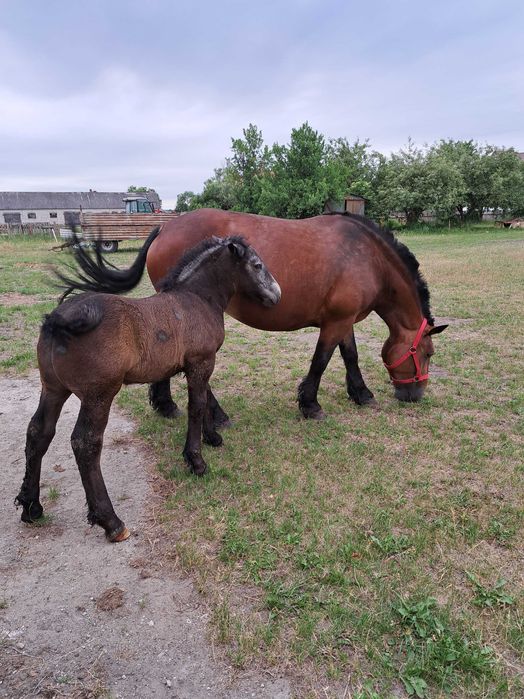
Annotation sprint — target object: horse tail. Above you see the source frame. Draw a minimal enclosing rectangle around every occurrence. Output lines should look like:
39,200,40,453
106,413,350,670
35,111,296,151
56,226,161,302
42,297,104,347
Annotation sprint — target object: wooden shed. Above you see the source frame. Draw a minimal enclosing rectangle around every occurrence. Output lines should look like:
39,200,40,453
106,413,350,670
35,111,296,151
343,195,366,216
324,194,366,216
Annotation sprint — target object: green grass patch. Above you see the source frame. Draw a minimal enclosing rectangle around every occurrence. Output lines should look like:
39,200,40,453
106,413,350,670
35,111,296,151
1,228,523,697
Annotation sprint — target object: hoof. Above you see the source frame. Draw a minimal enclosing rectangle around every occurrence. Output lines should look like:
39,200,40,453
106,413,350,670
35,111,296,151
204,431,223,447
190,462,207,477
17,499,44,523
214,415,232,429
157,404,182,419
300,405,326,420
359,396,378,408
107,526,131,543
183,450,208,477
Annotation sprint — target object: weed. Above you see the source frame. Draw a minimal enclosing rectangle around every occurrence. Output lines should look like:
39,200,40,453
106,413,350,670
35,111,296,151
465,572,515,608
47,486,60,502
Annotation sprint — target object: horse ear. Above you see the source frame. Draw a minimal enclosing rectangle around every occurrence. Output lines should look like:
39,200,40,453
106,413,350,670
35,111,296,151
228,241,245,258
428,324,448,336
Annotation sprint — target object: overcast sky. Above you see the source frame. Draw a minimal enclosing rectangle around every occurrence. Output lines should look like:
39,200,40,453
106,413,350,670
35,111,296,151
1,0,523,208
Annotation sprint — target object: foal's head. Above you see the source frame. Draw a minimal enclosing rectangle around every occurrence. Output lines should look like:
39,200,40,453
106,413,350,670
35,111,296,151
159,235,281,308
223,237,281,307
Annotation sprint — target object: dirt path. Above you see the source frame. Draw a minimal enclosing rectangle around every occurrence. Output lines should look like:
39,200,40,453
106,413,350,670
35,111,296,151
0,374,290,699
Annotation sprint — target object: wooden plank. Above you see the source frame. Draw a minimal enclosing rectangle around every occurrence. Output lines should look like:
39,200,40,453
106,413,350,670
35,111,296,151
80,212,178,240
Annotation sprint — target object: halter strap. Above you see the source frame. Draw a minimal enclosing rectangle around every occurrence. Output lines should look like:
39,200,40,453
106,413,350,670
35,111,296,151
384,318,429,384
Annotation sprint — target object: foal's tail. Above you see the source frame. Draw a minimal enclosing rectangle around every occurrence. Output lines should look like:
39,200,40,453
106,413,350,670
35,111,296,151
56,226,161,302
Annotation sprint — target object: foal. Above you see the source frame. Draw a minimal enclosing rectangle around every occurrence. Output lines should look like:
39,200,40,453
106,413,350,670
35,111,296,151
16,230,281,542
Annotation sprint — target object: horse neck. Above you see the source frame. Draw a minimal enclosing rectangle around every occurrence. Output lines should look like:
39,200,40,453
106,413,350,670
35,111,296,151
375,265,425,340
179,260,235,311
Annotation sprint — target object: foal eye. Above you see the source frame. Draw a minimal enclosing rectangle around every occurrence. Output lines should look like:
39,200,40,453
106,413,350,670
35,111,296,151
253,262,263,270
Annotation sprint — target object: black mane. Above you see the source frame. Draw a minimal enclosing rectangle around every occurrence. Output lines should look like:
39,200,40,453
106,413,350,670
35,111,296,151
158,235,248,292
327,212,434,324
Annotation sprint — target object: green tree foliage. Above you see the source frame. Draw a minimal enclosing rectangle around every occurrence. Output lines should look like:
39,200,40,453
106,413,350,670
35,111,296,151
127,185,152,193
258,123,338,218
174,127,524,224
229,124,270,213
326,138,384,211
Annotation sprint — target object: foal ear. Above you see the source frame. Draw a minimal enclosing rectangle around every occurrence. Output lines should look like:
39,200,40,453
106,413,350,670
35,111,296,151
228,241,245,258
428,324,448,336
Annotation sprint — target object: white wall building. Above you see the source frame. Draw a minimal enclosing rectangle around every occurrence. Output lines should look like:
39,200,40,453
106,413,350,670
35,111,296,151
0,191,161,227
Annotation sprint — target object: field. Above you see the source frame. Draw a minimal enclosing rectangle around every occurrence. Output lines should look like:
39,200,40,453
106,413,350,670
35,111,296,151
0,226,523,698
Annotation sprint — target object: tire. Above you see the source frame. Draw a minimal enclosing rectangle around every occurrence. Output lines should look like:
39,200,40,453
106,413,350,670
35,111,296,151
97,240,119,253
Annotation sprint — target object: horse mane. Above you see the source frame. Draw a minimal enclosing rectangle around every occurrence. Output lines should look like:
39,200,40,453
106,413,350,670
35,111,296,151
327,212,434,324
158,235,249,292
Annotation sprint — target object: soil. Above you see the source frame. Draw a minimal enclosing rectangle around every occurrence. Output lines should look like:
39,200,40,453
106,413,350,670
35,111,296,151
0,374,290,699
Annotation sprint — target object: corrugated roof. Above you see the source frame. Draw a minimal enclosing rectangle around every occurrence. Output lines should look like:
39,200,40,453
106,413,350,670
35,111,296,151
0,191,161,210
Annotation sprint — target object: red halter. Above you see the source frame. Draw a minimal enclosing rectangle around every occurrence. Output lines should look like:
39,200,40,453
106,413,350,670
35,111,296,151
384,318,429,385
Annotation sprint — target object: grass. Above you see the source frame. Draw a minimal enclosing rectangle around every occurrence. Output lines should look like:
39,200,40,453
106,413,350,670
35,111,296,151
1,225,523,698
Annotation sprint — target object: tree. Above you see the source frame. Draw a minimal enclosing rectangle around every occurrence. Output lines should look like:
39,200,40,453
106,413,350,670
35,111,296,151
375,140,435,225
258,123,335,218
175,191,197,212
228,124,270,213
326,138,385,208
127,185,152,193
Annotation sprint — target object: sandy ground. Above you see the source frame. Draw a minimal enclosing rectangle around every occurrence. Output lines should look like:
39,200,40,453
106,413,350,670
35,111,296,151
0,374,290,699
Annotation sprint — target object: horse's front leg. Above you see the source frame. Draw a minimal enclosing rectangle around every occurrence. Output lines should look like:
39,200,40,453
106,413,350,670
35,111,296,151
148,378,182,418
16,385,70,523
339,331,376,406
298,334,338,420
71,391,129,542
183,360,215,476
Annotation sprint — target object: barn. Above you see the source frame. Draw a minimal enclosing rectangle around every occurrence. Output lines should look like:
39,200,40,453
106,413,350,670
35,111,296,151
0,190,161,229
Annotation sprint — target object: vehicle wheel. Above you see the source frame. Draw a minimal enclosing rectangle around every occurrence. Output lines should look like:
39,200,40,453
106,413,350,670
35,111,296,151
97,240,119,253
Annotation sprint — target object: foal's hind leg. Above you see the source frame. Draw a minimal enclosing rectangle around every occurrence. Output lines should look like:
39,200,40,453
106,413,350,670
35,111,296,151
183,360,215,476
71,392,129,542
148,378,181,418
339,331,376,406
16,385,71,523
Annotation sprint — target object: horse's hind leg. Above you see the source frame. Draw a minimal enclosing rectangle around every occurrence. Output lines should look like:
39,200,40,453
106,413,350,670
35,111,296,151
206,387,231,429
203,386,224,447
71,392,129,542
339,331,376,406
148,378,182,418
298,333,337,420
16,385,71,523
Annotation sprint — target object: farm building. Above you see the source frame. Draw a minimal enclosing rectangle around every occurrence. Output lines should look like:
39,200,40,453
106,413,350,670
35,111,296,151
324,194,366,216
0,190,161,228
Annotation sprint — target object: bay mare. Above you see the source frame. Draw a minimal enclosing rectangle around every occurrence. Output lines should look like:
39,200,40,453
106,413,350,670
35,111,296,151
146,209,447,421
15,231,280,542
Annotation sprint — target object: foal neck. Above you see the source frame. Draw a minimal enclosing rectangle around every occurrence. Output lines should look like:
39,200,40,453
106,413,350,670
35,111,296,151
178,258,236,311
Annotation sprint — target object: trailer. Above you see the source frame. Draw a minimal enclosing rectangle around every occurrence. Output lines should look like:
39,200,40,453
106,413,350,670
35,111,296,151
79,196,178,252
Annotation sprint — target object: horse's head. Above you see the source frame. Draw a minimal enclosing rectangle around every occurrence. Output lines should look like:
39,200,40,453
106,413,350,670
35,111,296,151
223,237,281,307
382,320,447,402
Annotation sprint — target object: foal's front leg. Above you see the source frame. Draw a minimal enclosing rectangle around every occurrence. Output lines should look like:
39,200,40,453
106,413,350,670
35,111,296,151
71,392,129,542
183,360,215,476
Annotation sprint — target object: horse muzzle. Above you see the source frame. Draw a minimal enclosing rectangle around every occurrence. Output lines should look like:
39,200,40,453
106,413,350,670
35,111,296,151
262,281,281,307
394,382,426,402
